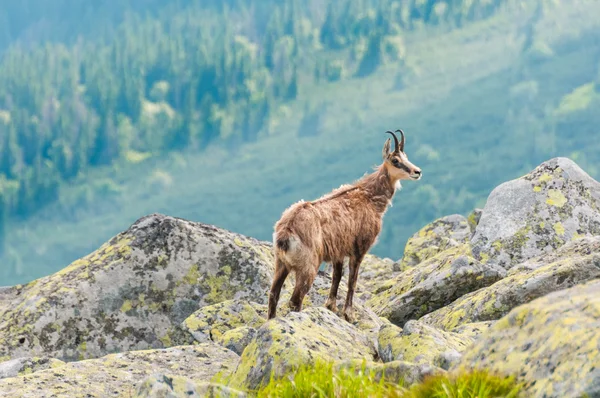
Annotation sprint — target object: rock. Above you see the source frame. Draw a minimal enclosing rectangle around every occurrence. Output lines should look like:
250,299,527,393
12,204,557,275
182,299,267,344
356,255,398,301
134,374,246,398
182,292,382,356
228,307,377,390
335,359,444,387
397,215,471,270
377,321,473,370
450,321,495,340
420,237,600,331
0,357,65,379
0,214,275,361
368,245,505,327
0,343,239,398
456,279,600,398
467,208,483,234
471,157,600,269
217,326,258,356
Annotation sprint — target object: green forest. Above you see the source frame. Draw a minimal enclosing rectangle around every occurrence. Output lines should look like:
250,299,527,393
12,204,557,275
1,0,600,285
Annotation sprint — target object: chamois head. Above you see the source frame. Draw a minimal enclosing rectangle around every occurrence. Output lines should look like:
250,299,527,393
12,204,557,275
382,129,422,181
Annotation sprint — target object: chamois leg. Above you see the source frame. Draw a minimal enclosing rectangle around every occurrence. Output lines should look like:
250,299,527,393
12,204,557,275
324,261,344,312
343,253,365,323
289,266,317,313
268,257,289,320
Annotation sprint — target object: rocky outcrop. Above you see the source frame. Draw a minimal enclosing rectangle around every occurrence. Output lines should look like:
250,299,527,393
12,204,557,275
377,321,473,370
228,307,377,390
397,215,471,270
0,214,275,361
456,279,600,398
471,157,600,269
0,343,239,398
1,157,599,398
368,245,505,326
420,237,600,330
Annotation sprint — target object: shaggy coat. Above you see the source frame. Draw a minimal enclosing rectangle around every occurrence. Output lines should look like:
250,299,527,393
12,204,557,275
268,130,422,322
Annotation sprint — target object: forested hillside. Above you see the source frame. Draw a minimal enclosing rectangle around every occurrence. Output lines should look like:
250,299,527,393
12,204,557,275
2,0,600,285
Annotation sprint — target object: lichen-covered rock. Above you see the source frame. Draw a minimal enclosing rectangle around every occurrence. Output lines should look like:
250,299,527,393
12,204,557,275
182,299,267,344
456,279,600,398
0,214,275,361
356,255,398,301
450,321,495,340
0,343,239,398
335,359,444,387
471,157,600,269
228,307,377,390
467,208,483,234
0,356,65,379
398,214,471,270
368,245,505,327
134,374,246,398
217,326,258,356
420,239,600,331
377,321,473,370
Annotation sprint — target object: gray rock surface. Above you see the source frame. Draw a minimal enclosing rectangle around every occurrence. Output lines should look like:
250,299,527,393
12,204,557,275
471,157,600,269
0,214,275,361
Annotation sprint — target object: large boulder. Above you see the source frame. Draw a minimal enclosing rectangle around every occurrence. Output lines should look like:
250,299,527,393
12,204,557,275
397,215,471,270
456,279,600,398
377,321,473,370
368,245,505,326
228,307,377,391
471,157,600,269
0,343,239,398
0,214,275,361
420,237,600,331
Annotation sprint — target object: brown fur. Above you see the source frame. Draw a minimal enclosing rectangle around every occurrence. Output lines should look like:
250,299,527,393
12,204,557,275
267,131,422,322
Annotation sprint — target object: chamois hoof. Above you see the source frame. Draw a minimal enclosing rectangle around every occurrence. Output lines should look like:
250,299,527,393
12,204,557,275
343,308,356,323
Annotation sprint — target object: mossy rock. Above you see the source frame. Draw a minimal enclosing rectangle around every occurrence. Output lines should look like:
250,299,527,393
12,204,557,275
134,373,246,398
467,208,483,234
216,326,258,356
0,214,275,361
368,245,505,327
450,321,495,341
397,214,471,270
377,321,473,370
356,254,399,302
334,359,444,387
471,157,600,269
182,299,267,344
456,279,600,398
0,356,65,379
228,307,377,391
420,237,600,331
0,343,239,398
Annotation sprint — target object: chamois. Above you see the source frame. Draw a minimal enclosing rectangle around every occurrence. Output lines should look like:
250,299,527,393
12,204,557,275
268,129,422,322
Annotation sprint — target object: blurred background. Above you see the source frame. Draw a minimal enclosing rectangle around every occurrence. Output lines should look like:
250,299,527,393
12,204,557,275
0,0,599,286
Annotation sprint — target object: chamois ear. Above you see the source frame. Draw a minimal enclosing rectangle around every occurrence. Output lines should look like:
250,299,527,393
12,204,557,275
382,138,392,160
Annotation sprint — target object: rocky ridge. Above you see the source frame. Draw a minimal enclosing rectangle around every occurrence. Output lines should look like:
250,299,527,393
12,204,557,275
0,157,599,397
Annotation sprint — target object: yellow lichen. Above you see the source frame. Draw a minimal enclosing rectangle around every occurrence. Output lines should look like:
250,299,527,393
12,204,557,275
120,300,133,313
553,222,565,236
546,189,567,207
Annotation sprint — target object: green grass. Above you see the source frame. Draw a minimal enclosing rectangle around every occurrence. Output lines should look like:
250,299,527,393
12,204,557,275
226,360,523,398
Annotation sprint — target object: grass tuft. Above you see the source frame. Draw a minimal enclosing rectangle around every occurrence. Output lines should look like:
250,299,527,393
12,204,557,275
229,359,524,398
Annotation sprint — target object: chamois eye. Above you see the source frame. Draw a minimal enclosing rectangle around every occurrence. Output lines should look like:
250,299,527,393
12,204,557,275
392,159,399,165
